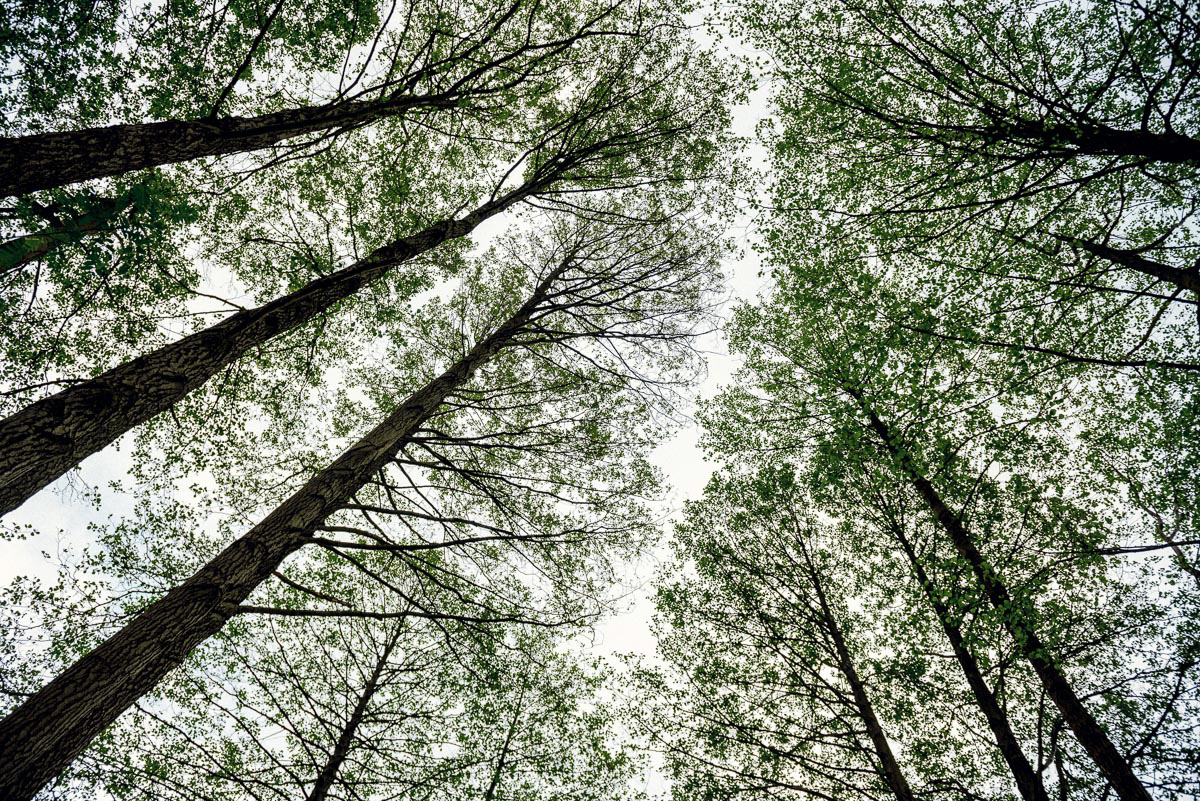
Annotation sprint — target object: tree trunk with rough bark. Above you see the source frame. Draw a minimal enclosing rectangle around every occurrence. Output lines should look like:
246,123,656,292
855,399,1153,801
0,181,543,518
889,520,1050,801
0,262,565,800
0,95,456,196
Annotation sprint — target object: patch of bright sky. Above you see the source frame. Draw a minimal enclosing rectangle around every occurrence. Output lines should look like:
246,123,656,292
589,34,774,663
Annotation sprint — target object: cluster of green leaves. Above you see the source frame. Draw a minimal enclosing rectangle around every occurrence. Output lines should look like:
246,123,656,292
637,1,1199,799
0,0,744,798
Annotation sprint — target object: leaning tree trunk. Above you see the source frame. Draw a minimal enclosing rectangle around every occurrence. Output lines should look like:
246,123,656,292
796,535,917,801
0,179,546,518
855,399,1153,801
0,95,457,197
1060,234,1200,295
0,261,566,801
305,627,401,801
888,520,1050,801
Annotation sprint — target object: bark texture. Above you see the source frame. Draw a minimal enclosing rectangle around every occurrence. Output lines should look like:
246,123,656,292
890,522,1050,801
0,95,454,196
0,262,563,800
857,401,1153,801
0,183,540,518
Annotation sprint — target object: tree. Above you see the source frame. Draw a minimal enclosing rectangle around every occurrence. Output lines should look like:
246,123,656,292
853,396,1151,801
0,187,145,271
1,0,618,423
0,18,734,517
695,224,1199,798
735,0,1200,373
2,0,378,132
639,468,932,801
0,1,643,196
0,207,724,799
0,172,205,415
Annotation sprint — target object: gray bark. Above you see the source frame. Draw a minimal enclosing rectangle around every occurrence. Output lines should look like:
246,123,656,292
0,180,545,518
0,260,567,800
0,95,456,197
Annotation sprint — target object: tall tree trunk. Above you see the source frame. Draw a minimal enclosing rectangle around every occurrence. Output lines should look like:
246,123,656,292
854,398,1153,801
0,180,545,518
888,519,1050,801
305,626,401,801
1057,234,1200,295
0,261,566,800
0,95,457,197
997,121,1200,165
795,532,917,801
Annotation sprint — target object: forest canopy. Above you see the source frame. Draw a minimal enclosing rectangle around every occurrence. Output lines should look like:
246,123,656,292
0,0,1196,800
